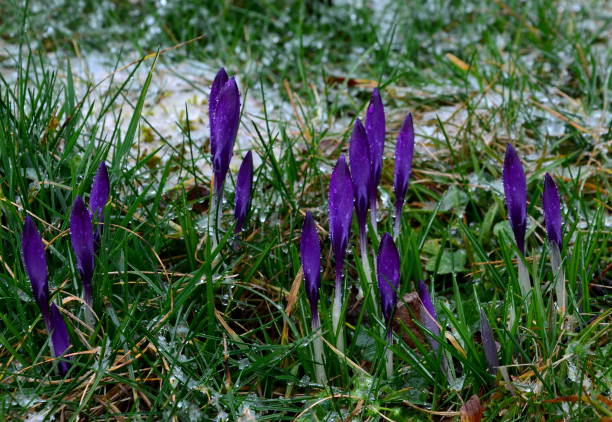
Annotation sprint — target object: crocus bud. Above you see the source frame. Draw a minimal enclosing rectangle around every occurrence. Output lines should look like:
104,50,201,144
377,233,400,327
234,151,254,233
479,309,499,375
300,212,321,316
211,75,241,197
542,173,562,249
365,88,385,202
502,144,527,255
22,216,71,375
89,162,109,220
418,280,440,352
348,118,371,235
70,196,95,306
393,113,415,238
328,154,354,279
209,67,229,158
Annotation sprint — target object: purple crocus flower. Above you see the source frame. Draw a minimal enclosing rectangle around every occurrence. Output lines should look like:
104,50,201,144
542,173,562,250
70,196,95,307
234,151,254,233
300,212,321,318
89,162,109,220
377,233,400,330
210,71,240,197
502,144,527,255
365,88,385,231
479,309,499,375
393,113,415,239
348,118,371,238
21,216,71,375
418,280,441,353
328,154,354,281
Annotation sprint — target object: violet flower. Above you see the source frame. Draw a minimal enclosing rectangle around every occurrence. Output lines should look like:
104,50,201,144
479,309,499,375
393,113,415,239
377,233,400,330
234,151,254,233
328,154,353,351
22,216,71,375
349,118,371,239
418,280,449,376
543,173,565,312
300,212,327,384
89,162,109,220
503,143,531,300
365,88,385,235
70,196,95,307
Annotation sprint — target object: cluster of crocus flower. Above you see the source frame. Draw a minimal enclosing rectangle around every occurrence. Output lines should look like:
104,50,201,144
503,144,566,312
301,88,415,379
208,68,255,240
21,162,109,375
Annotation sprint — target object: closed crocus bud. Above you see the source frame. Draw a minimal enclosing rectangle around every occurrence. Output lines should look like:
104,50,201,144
479,309,499,375
418,280,441,352
209,67,229,159
234,151,254,233
377,233,400,328
22,216,71,375
393,113,415,239
89,162,109,220
211,76,240,197
300,212,321,317
328,154,354,280
366,88,385,226
542,173,562,249
70,196,95,307
502,144,527,255
348,118,371,236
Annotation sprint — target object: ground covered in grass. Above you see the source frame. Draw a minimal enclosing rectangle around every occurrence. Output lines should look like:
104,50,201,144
1,0,610,420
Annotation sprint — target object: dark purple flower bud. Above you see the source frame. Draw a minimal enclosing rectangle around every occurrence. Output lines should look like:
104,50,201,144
328,155,354,278
349,118,371,233
393,113,415,236
89,162,109,220
418,280,441,352
22,216,50,320
234,151,254,233
300,212,321,315
209,67,229,158
377,233,400,326
503,143,527,254
542,173,562,249
49,304,71,375
70,196,95,306
211,76,241,196
479,309,499,375
366,88,385,196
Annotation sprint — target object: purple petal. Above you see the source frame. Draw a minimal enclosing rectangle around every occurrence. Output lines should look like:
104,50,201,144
49,304,71,375
89,162,109,219
348,118,371,232
377,233,400,325
328,155,354,278
300,212,321,313
393,113,415,217
209,67,229,158
70,196,94,305
418,280,440,351
212,77,241,195
234,151,254,233
22,216,50,319
365,88,385,194
479,309,499,375
503,144,527,254
543,173,562,249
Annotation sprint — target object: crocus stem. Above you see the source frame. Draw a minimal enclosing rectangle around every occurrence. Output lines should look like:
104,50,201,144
311,311,327,385
516,253,531,304
550,242,566,314
385,330,393,378
359,230,378,315
370,198,378,239
210,186,224,252
393,199,403,241
332,272,344,353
